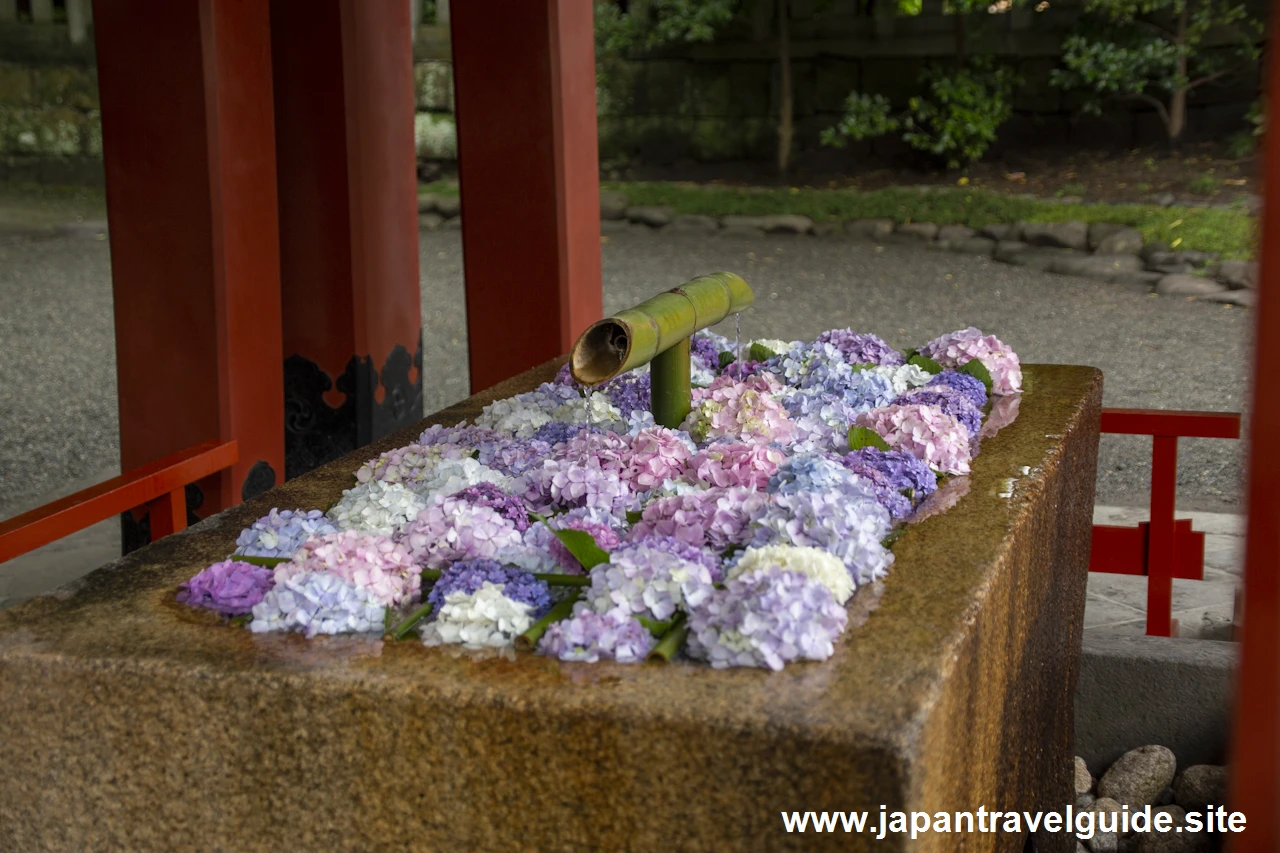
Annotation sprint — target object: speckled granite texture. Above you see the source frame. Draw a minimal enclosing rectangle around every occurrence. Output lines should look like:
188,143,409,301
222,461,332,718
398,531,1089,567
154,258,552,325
0,361,1102,853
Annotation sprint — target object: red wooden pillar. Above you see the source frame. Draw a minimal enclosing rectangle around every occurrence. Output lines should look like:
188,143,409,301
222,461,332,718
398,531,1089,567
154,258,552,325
1228,0,1280,840
451,0,604,392
93,0,284,551
270,0,423,480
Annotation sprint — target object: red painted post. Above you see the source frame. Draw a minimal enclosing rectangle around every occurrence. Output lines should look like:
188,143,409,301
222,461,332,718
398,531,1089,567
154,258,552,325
269,0,423,479
92,0,284,550
147,489,187,540
1145,435,1178,637
451,0,604,392
1227,0,1280,840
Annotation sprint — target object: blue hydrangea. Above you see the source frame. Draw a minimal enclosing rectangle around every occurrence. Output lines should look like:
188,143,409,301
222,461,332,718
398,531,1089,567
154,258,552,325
893,387,983,436
926,370,988,409
841,447,938,501
426,559,552,616
233,508,338,559
749,489,894,586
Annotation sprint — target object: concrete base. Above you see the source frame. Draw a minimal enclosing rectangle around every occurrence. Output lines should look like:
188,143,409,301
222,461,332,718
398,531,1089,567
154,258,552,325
1075,634,1237,776
0,362,1102,852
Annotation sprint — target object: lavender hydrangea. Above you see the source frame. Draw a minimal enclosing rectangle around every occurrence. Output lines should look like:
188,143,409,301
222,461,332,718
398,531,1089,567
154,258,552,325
449,482,531,531
326,480,428,536
249,571,386,638
629,486,768,552
814,329,905,367
542,511,623,574
749,489,894,586
476,436,554,478
584,538,717,621
538,608,655,663
233,508,338,559
686,566,848,670
426,559,552,615
893,386,983,436
397,494,525,569
530,421,596,447
926,370,988,409
841,447,938,501
178,560,274,616
597,371,651,417
690,331,727,373
277,531,420,607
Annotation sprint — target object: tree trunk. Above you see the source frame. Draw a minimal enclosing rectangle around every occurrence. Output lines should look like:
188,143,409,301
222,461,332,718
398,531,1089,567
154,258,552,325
777,0,793,175
1168,3,1188,145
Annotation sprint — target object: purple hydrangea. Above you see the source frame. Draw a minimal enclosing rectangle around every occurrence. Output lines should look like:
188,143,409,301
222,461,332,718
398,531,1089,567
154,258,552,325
597,371,651,417
926,370,988,409
544,512,623,574
835,463,913,520
426,559,552,616
814,329,905,367
768,453,890,506
584,538,718,621
686,566,848,670
748,489,894,586
893,387,983,436
233,508,338,559
691,331,729,372
721,360,765,379
629,486,768,552
178,559,274,616
477,436,554,478
397,494,525,569
417,423,504,453
538,608,655,662
840,447,938,500
450,482,531,531
530,421,597,447
625,534,724,582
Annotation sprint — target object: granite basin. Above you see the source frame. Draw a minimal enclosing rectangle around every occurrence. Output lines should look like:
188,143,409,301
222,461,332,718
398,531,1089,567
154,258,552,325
0,361,1102,852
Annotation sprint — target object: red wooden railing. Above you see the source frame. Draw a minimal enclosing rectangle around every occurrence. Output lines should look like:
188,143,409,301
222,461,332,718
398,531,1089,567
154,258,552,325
1089,408,1242,637
0,440,239,564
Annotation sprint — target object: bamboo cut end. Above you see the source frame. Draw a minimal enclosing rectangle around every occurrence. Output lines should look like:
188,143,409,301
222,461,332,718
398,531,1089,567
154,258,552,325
571,317,633,385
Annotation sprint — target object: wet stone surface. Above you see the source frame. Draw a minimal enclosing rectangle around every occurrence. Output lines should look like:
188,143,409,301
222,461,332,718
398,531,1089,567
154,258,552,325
0,362,1102,852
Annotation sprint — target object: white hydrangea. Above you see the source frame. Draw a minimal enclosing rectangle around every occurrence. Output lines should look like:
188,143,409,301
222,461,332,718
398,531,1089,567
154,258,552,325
728,544,854,605
326,481,427,536
419,583,537,648
411,457,512,503
691,361,717,388
872,364,933,395
550,390,624,429
750,338,793,357
475,397,553,438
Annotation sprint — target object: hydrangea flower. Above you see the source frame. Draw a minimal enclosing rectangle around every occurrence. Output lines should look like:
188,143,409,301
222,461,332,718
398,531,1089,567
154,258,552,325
412,457,513,504
584,537,718,621
768,453,889,507
476,436,555,478
728,544,854,604
893,386,983,436
682,374,794,444
855,404,973,476
538,608,655,663
529,421,596,448
233,508,338,559
249,571,386,638
721,360,765,380
870,363,934,396
326,480,428,536
523,456,634,515
926,370,988,409
814,329,905,367
550,391,626,432
748,489,894,586
475,384,579,437
416,422,504,452
277,531,420,607
920,327,1022,395
829,460,913,520
356,443,462,487
397,494,525,569
686,567,848,670
178,559,274,616
596,371,651,417
448,482,531,531
841,446,938,501
420,560,552,648
690,441,785,489
629,486,768,552
541,510,623,574
425,560,552,613
624,426,695,490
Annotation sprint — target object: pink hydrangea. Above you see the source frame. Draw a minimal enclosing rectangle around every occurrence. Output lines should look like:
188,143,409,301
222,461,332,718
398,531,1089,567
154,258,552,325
629,486,768,551
690,442,786,489
855,404,973,475
396,494,525,569
624,426,694,490
920,327,1022,395
276,531,420,607
682,374,795,444
562,430,633,477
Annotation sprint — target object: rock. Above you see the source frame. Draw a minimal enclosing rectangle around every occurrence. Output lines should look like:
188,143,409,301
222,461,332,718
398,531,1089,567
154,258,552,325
1153,192,1176,207
720,214,771,230
1174,765,1228,812
434,195,461,218
1022,221,1089,250
599,190,630,221
949,237,997,256
1098,229,1145,255
55,220,108,239
895,222,939,241
1117,838,1140,853
418,212,444,231
1049,253,1145,279
1098,746,1177,809
1156,275,1228,297
994,240,1029,262
1193,613,1236,639
846,218,894,238
1247,194,1263,216
981,223,1015,241
1156,787,1175,806
1150,263,1194,276
1110,271,1163,287
761,214,814,234
938,224,976,242
1088,222,1127,250
600,218,633,233
628,205,674,227
667,214,719,233
811,221,843,237
1090,831,1119,853
1076,756,1094,795
442,216,463,229
1079,843,1092,853
1176,250,1219,267
1005,247,1078,271
1135,807,1207,853
1077,792,1097,810
1207,259,1257,289
1142,241,1173,262
717,224,764,238
417,193,443,214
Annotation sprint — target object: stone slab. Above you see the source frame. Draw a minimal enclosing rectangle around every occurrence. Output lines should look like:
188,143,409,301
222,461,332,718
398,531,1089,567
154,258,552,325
0,362,1103,853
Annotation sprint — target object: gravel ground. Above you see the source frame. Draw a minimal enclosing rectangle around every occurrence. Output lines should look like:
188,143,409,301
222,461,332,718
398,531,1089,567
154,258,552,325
0,225,1250,519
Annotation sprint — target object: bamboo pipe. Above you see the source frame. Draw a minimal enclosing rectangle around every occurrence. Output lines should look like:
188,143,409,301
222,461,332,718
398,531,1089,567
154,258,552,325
569,272,754,427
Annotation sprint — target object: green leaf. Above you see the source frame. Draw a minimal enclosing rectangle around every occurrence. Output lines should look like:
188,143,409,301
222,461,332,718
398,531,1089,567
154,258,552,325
749,341,780,362
847,362,875,373
881,528,906,548
717,351,736,369
907,354,944,374
228,614,253,628
625,510,643,525
848,425,891,452
235,555,291,568
959,359,994,390
638,615,675,637
548,528,611,570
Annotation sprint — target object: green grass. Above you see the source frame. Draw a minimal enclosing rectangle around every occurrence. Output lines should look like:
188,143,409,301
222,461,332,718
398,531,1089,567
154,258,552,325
421,180,1258,259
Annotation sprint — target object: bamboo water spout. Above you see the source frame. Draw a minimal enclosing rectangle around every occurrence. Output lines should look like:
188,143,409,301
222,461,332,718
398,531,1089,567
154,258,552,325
569,272,754,428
